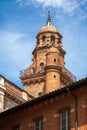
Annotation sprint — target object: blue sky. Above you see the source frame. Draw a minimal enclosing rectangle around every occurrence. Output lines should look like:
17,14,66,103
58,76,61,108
0,0,87,89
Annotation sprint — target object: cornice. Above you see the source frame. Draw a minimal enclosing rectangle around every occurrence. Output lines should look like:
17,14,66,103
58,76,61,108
5,88,25,104
20,72,46,85
36,31,62,39
45,65,61,72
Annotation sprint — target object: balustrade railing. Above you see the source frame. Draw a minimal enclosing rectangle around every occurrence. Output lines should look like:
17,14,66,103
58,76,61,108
63,67,76,81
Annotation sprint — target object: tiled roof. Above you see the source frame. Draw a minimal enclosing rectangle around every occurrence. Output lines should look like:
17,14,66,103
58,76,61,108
0,77,87,118
0,74,34,99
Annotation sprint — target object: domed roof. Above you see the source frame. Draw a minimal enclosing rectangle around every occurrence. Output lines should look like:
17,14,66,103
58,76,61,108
37,11,62,38
40,11,59,33
40,25,58,33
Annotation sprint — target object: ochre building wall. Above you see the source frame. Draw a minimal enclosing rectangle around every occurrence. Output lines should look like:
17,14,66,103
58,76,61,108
0,87,87,130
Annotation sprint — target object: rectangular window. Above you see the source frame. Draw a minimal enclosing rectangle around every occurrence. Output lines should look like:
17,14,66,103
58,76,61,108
34,118,43,130
60,109,70,130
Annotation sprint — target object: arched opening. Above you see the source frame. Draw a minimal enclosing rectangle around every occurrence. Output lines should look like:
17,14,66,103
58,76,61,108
51,36,55,44
30,68,35,74
40,63,44,71
42,36,46,44
38,92,42,97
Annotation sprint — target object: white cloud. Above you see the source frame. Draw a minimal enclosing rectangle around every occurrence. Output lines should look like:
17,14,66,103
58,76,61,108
16,0,87,13
0,30,34,83
0,31,32,63
16,0,87,20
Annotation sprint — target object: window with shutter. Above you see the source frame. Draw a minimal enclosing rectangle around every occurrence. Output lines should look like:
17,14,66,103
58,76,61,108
60,109,70,130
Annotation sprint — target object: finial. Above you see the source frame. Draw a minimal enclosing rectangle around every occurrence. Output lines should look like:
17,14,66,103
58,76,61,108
47,11,52,26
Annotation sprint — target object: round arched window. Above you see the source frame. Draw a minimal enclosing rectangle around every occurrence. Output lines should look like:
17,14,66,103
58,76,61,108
38,92,42,97
40,63,44,71
30,68,35,74
51,36,55,44
42,36,46,44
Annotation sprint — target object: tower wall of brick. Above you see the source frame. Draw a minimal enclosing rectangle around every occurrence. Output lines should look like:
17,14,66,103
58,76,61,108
20,14,75,97
24,82,45,97
45,49,60,93
45,70,60,93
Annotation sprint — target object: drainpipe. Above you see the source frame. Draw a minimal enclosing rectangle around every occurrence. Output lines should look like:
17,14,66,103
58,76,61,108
67,88,78,130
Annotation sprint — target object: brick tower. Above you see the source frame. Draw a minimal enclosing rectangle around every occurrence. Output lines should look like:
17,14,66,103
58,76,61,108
20,11,76,98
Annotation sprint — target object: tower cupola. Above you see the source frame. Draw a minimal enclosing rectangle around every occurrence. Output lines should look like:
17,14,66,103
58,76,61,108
20,12,76,97
36,12,63,50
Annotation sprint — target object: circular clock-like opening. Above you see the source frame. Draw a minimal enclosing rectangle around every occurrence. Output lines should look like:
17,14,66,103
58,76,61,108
54,58,57,63
53,75,56,79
